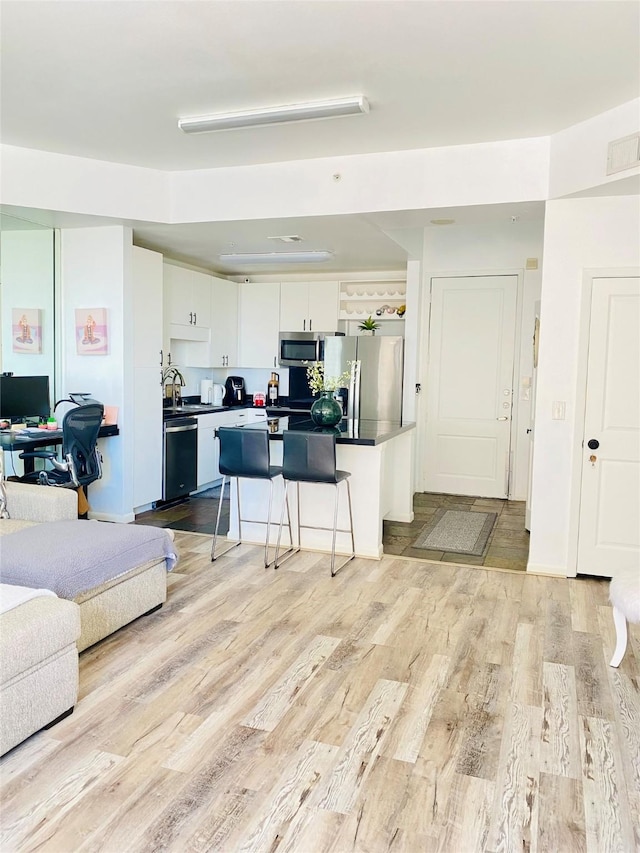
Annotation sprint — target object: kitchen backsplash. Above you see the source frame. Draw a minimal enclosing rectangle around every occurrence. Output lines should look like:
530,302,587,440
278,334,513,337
180,366,290,400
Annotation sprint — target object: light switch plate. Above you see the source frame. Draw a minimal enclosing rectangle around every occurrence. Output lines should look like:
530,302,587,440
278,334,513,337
552,400,566,420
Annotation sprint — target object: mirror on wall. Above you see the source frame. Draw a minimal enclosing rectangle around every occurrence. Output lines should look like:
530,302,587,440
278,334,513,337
0,212,56,408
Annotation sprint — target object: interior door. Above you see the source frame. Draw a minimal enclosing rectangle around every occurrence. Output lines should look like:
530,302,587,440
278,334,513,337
577,276,640,577
423,275,517,498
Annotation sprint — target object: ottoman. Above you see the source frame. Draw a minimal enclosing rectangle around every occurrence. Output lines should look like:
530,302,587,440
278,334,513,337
1,585,80,756
0,519,178,652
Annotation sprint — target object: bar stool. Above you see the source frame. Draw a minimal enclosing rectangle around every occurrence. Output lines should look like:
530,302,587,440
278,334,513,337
211,427,294,568
275,431,355,577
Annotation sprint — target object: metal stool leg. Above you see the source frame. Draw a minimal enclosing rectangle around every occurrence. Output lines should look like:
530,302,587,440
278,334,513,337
264,478,274,568
330,479,356,577
211,475,241,562
274,480,299,569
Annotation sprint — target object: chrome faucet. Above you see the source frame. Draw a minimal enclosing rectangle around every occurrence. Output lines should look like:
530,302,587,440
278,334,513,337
162,367,186,408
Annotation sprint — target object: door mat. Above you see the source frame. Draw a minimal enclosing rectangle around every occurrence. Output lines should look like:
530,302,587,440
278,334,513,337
413,509,497,555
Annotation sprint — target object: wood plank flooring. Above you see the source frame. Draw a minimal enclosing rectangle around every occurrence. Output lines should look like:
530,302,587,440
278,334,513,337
1,533,638,853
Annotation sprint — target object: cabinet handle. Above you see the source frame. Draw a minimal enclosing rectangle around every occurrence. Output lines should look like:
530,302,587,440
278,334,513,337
194,312,197,325
303,319,306,331
189,311,193,325
160,349,163,366
309,318,312,331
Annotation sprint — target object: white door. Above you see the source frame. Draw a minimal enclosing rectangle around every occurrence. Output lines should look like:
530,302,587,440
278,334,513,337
423,275,518,498
577,276,640,577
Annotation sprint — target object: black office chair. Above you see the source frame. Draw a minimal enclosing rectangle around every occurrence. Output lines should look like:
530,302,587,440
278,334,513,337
212,426,295,568
18,403,104,492
274,431,355,577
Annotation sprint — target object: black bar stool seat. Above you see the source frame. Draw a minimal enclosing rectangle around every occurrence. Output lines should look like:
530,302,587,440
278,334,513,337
275,431,355,576
212,427,293,567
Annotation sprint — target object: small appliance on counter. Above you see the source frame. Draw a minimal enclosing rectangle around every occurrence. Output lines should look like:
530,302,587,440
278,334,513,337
200,379,214,405
223,376,246,406
212,383,224,406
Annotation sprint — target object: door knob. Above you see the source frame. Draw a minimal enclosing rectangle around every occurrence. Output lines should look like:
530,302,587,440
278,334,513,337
587,438,600,450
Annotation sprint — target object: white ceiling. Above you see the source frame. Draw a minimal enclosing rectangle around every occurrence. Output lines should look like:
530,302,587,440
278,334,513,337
1,0,638,274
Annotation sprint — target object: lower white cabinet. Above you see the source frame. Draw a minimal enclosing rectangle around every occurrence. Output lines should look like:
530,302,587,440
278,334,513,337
196,409,267,489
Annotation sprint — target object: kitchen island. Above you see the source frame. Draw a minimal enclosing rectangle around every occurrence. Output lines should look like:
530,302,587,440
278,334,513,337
225,415,415,560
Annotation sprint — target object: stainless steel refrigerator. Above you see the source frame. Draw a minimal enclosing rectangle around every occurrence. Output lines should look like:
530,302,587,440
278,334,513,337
324,335,404,421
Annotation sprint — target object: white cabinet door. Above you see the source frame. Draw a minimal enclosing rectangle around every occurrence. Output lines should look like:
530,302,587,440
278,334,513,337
308,281,339,330
197,424,219,487
133,368,163,507
133,247,163,369
132,247,163,509
238,282,280,369
210,276,238,367
164,264,211,331
279,283,310,330
279,281,339,331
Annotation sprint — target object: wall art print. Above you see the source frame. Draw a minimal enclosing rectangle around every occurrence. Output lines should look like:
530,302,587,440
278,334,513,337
75,307,109,356
12,308,43,354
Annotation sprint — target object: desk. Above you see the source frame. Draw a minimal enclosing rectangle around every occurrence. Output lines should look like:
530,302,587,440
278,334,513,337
0,425,119,476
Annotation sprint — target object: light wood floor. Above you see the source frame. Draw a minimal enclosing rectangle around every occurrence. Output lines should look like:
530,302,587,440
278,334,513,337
1,533,638,853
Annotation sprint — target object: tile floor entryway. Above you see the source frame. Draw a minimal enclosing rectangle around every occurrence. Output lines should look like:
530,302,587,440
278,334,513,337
135,487,529,572
383,492,529,571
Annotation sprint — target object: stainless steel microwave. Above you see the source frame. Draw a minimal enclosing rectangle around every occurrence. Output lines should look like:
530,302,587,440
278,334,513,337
278,331,344,367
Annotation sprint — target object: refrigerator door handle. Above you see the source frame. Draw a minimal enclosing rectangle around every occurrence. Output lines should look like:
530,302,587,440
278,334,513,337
349,360,361,421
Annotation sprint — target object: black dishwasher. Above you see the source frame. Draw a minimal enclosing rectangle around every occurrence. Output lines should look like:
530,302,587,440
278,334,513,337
163,417,198,501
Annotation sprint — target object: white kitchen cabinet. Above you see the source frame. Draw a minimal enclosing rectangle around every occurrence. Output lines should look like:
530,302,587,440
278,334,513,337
238,282,280,369
132,247,163,509
164,263,211,341
279,281,339,331
210,275,238,367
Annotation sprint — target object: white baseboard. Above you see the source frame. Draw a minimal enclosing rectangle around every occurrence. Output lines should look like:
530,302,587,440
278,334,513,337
526,561,569,577
89,511,135,524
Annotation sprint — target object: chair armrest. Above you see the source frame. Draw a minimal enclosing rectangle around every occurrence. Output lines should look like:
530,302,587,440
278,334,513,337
18,450,56,460
3,481,77,522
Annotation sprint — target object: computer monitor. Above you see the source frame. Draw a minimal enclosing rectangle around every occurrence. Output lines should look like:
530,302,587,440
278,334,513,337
0,375,51,421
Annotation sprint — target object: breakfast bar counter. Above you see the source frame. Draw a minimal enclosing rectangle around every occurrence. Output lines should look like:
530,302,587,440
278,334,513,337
225,416,416,560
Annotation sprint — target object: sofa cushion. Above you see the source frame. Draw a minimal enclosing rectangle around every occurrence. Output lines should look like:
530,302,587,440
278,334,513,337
0,520,178,599
0,591,80,683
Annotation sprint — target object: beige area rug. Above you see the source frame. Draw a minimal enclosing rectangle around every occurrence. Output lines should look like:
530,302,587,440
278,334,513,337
413,508,497,556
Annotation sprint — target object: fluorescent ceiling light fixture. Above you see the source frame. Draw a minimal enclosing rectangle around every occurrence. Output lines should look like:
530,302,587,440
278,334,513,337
178,96,369,133
219,251,333,264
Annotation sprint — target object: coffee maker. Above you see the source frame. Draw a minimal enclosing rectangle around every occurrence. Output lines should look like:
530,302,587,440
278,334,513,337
223,376,246,407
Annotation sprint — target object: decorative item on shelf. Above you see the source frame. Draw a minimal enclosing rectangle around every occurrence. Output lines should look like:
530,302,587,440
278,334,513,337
358,316,381,335
396,304,406,317
306,361,351,427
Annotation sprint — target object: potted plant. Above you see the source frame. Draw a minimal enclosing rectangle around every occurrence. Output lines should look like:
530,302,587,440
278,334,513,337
306,361,352,427
358,316,380,335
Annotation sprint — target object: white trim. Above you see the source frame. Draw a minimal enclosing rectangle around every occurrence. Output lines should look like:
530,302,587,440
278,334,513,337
89,511,135,524
568,266,640,577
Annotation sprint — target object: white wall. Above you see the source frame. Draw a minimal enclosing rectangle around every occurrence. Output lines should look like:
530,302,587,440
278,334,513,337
1,136,549,225
549,98,640,199
528,195,640,575
59,225,134,522
0,228,55,383
416,219,544,500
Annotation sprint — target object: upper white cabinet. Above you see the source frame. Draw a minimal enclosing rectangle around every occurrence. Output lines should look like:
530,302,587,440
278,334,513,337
238,282,280,368
279,281,339,331
210,276,238,368
164,263,211,341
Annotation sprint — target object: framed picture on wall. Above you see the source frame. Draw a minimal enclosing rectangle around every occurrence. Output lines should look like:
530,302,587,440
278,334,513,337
12,308,43,354
75,307,109,356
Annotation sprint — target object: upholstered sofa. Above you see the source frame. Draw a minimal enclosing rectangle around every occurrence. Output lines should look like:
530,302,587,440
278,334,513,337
0,481,176,652
0,480,177,755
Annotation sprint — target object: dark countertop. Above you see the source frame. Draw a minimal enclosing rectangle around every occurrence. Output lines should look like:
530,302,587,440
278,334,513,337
162,403,262,421
0,423,119,452
232,414,415,446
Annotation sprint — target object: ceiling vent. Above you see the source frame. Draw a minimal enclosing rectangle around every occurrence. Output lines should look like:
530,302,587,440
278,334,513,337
607,132,640,175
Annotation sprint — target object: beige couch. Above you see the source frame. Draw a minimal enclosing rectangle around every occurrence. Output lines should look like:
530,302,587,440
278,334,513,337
0,482,170,651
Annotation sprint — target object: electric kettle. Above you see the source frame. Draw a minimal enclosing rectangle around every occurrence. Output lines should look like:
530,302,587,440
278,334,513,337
200,379,214,405
212,384,224,406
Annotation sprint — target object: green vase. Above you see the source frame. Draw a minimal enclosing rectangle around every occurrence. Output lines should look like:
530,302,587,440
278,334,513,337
310,390,343,427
